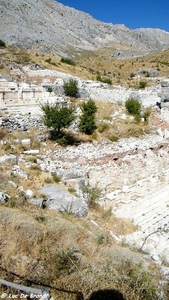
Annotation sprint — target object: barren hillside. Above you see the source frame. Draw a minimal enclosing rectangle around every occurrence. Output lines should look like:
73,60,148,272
1,0,169,58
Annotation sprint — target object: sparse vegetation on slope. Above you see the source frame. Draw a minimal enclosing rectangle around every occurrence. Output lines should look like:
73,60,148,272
0,205,167,300
79,99,98,135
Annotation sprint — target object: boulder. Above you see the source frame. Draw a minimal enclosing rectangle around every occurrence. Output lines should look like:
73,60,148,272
21,139,31,145
39,184,88,217
0,192,10,203
25,189,34,198
0,154,17,164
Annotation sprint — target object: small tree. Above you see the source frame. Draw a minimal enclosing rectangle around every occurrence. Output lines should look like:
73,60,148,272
78,99,97,135
63,78,78,97
40,103,75,137
125,98,141,116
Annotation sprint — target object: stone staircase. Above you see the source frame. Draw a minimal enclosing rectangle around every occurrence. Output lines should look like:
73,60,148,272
114,184,169,265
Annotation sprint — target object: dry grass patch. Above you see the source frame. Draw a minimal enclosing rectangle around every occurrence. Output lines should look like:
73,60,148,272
0,205,166,299
1,45,169,87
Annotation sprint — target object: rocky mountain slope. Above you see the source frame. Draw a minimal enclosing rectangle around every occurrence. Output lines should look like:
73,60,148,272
1,0,169,58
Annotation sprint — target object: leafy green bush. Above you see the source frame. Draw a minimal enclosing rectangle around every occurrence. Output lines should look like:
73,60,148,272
63,78,78,97
82,183,101,208
96,234,105,245
40,103,75,137
109,135,119,142
45,58,52,63
139,81,147,89
61,57,76,66
125,98,141,116
47,87,53,93
130,72,135,78
79,99,97,135
0,39,6,47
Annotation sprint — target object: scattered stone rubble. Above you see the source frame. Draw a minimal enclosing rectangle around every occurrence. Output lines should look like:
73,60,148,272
0,67,163,114
1,68,169,273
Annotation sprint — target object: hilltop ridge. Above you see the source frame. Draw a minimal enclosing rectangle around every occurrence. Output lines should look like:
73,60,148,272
1,0,169,58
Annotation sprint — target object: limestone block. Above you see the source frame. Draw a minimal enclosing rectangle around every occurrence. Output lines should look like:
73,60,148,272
23,150,40,155
25,189,34,198
21,139,31,145
40,184,88,217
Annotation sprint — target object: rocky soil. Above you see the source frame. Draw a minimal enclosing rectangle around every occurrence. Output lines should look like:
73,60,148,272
0,62,169,297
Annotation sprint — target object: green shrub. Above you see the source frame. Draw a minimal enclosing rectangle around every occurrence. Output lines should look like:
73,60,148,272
40,103,75,136
61,57,76,66
128,128,144,137
98,122,110,133
96,234,105,245
45,58,56,66
47,87,53,93
125,98,141,116
51,172,61,183
82,183,101,208
100,207,112,220
63,78,78,97
4,143,16,154
121,262,160,300
79,99,97,135
0,39,6,47
44,177,53,184
53,248,79,276
30,165,41,171
102,114,112,121
96,74,112,85
91,132,98,140
67,187,76,194
143,109,151,123
45,58,52,63
56,136,69,146
130,72,135,78
139,81,147,89
109,135,119,142
134,114,141,123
